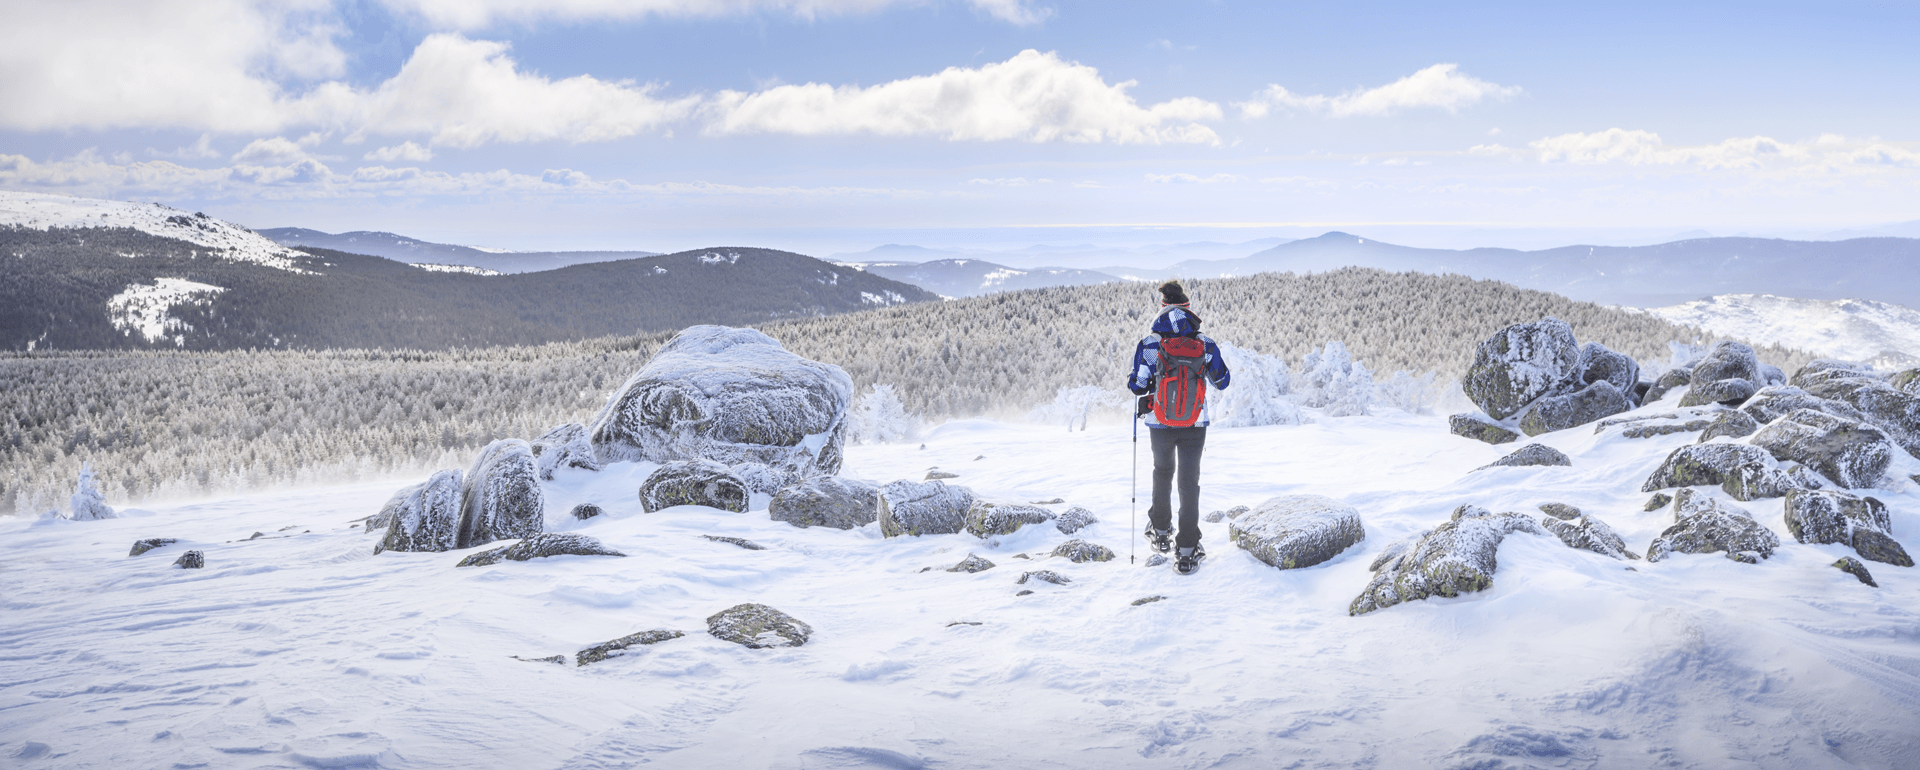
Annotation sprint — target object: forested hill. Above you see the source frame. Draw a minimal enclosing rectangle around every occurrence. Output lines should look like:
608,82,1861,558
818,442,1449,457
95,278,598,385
0,227,936,351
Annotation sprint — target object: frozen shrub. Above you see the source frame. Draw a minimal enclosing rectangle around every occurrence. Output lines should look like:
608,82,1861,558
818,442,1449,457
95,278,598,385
849,383,917,444
68,461,116,521
1377,370,1445,415
1212,342,1307,428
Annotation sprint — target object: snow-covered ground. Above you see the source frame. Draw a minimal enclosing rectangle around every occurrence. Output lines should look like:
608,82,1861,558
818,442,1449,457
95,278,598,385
4,404,1918,768
105,278,227,344
408,263,504,276
0,191,309,273
1645,294,1920,367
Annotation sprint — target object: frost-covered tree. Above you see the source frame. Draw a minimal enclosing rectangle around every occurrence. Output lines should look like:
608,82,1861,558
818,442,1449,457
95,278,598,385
1212,342,1308,427
1295,341,1375,417
849,383,917,444
68,461,115,520
1376,370,1444,415
1323,358,1375,417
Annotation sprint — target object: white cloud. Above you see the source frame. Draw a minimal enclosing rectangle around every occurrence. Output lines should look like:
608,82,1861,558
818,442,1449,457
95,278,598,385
1239,64,1519,119
364,141,436,162
1528,129,1920,171
1145,173,1245,184
232,136,317,165
966,177,1052,186
708,49,1221,144
377,0,1051,28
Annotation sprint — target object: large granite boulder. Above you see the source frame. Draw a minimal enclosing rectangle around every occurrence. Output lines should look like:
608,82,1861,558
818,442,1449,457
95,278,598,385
458,440,545,549
587,326,854,487
1449,413,1519,445
375,469,465,553
639,460,749,513
1783,490,1912,567
1541,512,1638,560
456,533,627,567
707,603,811,648
1350,505,1544,615
1741,386,1868,425
1518,380,1632,436
1749,409,1893,489
1473,443,1572,472
531,423,601,480
1792,360,1920,458
1690,341,1762,385
1721,462,1826,502
964,501,1055,538
1679,378,1758,408
877,479,975,537
1642,368,1692,404
1578,342,1640,402
1463,318,1584,421
767,476,880,529
1697,410,1759,443
1232,495,1366,570
1054,506,1096,535
1646,495,1778,563
1640,443,1773,492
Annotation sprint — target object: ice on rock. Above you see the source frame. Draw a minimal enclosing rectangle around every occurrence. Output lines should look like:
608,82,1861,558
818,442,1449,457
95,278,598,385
1463,318,1583,421
588,326,853,485
946,554,996,573
1350,505,1544,615
639,460,748,513
1053,506,1096,534
1790,360,1920,459
530,423,600,480
1518,380,1631,436
68,462,116,521
1049,539,1116,563
375,470,464,553
877,479,975,538
1741,386,1867,425
576,629,684,666
1646,494,1779,563
1577,342,1641,402
1750,409,1893,489
1689,341,1762,386
1473,444,1572,472
1449,413,1520,445
1679,377,1758,408
458,440,544,548
1541,512,1639,561
1697,409,1759,442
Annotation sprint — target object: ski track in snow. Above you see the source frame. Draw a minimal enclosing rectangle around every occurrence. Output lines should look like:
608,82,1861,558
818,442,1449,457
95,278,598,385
3,404,1919,768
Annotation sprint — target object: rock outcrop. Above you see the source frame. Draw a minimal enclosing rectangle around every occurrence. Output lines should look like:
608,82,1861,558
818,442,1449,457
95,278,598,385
1697,410,1759,442
876,479,974,537
964,501,1055,538
456,533,627,567
588,326,853,488
1641,442,1823,502
1474,444,1572,472
639,460,749,513
1740,386,1866,425
1646,494,1778,563
1054,506,1096,535
707,603,812,648
1350,505,1544,615
1679,378,1757,408
1463,318,1583,421
1832,557,1877,587
1690,341,1762,386
1749,409,1893,489
576,630,684,666
1050,539,1116,563
1792,360,1920,458
375,470,465,553
1449,413,1520,445
1782,490,1912,567
768,476,879,530
458,439,545,549
1578,342,1641,401
1643,368,1692,404
1541,512,1638,560
173,550,204,569
946,554,995,573
530,423,600,480
1232,495,1366,570
129,538,177,557
1519,380,1633,436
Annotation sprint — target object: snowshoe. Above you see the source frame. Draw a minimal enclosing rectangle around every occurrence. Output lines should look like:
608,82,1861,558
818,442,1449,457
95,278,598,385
1174,545,1205,575
1145,527,1173,554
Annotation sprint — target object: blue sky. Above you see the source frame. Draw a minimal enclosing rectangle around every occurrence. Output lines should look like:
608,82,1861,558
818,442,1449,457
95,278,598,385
2,0,1916,253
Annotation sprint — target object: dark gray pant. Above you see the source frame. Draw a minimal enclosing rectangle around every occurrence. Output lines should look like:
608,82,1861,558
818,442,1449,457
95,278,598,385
1148,426,1207,550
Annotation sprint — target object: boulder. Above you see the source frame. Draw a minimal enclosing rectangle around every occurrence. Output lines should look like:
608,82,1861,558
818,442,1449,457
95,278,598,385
1697,410,1759,442
639,459,748,513
577,630,684,666
458,440,544,549
1750,409,1893,489
1643,493,1672,512
702,535,765,550
1721,462,1825,502
1690,341,1762,385
706,603,811,649
1623,420,1712,439
1518,381,1632,436
570,503,603,520
1050,539,1116,563
924,470,960,480
1578,342,1641,403
1792,360,1920,458
1759,363,1787,387
375,470,466,554
1449,413,1520,445
1474,444,1572,472
530,423,600,480
768,476,880,530
129,538,177,557
1232,495,1367,570
1679,378,1757,408
1541,513,1638,560
457,533,626,567
1646,496,1778,563
1643,368,1692,404
876,479,974,537
946,554,996,573
1832,557,1878,587
1640,443,1774,492
1017,570,1071,585
1463,318,1584,421
587,326,853,486
1782,490,1911,567
964,501,1056,538
1538,503,1582,521
173,550,204,569
1054,506,1096,535
1741,386,1868,425
1349,505,1545,615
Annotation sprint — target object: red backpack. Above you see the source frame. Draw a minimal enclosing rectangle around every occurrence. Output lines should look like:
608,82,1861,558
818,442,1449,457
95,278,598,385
1153,335,1209,427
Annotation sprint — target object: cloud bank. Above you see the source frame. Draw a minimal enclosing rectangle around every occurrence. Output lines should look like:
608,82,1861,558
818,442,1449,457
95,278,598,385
1239,64,1520,119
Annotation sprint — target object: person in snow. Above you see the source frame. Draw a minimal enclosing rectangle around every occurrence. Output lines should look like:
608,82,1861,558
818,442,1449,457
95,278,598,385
1127,280,1231,574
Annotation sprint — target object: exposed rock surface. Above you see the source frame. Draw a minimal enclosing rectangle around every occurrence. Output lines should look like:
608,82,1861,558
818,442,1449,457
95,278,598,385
531,423,600,480
1741,386,1867,425
1792,360,1920,458
1750,409,1893,489
1449,413,1519,445
1538,503,1582,521
1641,443,1774,492
1698,410,1760,442
1051,539,1116,563
701,535,765,550
457,533,627,567
588,326,853,486
1519,381,1632,436
1542,513,1639,560
1833,557,1878,587
768,476,879,530
1017,570,1071,586
1132,595,1169,606
877,479,975,537
1578,342,1641,401
946,554,995,573
1054,506,1096,535
1646,496,1778,563
458,439,544,549
1644,368,1692,404
570,503,603,520
1463,318,1583,421
1231,495,1367,571
173,550,204,569
129,538,177,557
376,470,465,554
706,603,811,649
1721,462,1826,502
924,470,960,480
639,459,748,513
1680,378,1758,408
1691,341,1762,386
964,501,1056,538
1350,505,1544,615
1474,444,1572,472
1643,493,1672,512
1783,490,1911,566
576,630,684,666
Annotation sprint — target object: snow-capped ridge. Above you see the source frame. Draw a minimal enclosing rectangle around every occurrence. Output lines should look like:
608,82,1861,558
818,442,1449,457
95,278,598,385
1,191,311,273
1642,293,1920,367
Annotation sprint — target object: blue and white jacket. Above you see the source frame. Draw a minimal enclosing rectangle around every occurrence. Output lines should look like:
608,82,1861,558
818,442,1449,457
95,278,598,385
1127,305,1232,428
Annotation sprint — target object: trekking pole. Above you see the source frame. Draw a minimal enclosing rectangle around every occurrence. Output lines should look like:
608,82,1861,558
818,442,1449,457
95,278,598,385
1131,410,1138,564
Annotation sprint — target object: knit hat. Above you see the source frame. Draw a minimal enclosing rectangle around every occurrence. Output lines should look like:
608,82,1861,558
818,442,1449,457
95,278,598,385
1158,280,1189,306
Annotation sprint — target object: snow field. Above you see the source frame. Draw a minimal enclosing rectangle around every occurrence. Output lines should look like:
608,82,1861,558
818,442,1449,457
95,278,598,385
2,401,1918,768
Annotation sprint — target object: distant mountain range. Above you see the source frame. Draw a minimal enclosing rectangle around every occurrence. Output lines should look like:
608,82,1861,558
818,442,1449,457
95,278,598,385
839,259,1123,298
829,238,1293,272
258,228,660,274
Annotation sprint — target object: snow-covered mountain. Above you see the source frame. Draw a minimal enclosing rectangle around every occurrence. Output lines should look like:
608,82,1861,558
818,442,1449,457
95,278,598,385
0,191,309,272
841,258,1125,297
259,228,660,274
1644,294,1920,368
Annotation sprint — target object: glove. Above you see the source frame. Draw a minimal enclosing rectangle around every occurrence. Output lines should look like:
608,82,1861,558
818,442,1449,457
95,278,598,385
1135,394,1152,417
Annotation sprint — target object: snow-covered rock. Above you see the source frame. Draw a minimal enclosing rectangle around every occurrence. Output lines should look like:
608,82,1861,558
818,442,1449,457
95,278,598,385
531,423,600,481
1350,505,1543,615
1643,368,1692,404
1054,506,1096,535
1049,539,1115,563
1791,360,1920,459
455,533,626,567
1690,341,1763,386
1230,494,1366,571
1782,490,1911,567
1540,512,1638,561
1463,318,1583,421
128,538,176,557
1520,380,1633,435
1640,443,1775,493
172,550,204,569
1750,409,1893,489
1679,377,1757,407
1645,294,1920,364
963,500,1055,538
458,440,544,548
1449,413,1519,444
877,479,974,538
1646,496,1778,563
946,554,996,573
638,460,748,513
1742,386,1867,425
1832,556,1878,587
375,470,464,554
767,476,879,530
588,326,854,486
1578,342,1641,401
1473,443,1572,472
702,535,765,550
68,462,116,521
570,503,603,520
1697,410,1759,442
1017,570,1070,586
576,629,684,666
706,603,811,649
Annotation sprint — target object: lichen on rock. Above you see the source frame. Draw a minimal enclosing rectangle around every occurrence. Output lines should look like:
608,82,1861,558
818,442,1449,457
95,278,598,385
1542,513,1639,560
1050,539,1116,563
706,603,811,648
1832,556,1878,587
1232,495,1366,571
1449,413,1520,445
1697,410,1760,442
1750,408,1893,489
1646,495,1778,563
1519,380,1632,436
1463,318,1583,421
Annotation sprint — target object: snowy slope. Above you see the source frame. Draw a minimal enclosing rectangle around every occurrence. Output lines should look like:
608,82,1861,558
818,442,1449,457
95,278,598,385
4,406,1917,768
0,191,309,272
105,278,227,344
1645,294,1920,367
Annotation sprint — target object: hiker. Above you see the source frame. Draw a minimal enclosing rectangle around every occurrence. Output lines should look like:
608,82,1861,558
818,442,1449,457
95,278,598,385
1127,280,1232,574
